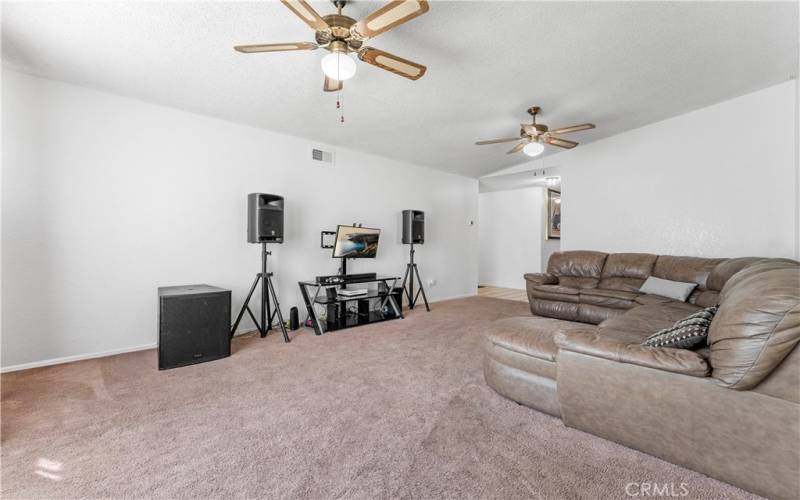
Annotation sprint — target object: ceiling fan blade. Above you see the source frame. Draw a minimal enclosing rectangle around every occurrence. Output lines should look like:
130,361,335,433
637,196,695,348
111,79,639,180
358,47,426,80
475,137,520,146
280,0,329,31
546,137,579,149
507,141,528,154
323,76,343,92
351,0,429,40
234,42,318,53
550,123,595,135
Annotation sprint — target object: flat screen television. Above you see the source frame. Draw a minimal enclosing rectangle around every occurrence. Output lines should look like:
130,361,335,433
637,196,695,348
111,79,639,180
332,225,381,259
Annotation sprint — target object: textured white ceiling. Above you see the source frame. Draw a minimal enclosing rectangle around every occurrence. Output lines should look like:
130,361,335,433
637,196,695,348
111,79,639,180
2,1,798,178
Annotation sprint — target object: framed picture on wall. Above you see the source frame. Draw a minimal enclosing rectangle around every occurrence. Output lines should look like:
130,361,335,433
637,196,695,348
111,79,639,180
547,189,561,240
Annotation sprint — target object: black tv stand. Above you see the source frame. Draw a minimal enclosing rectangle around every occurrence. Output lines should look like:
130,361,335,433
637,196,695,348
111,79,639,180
298,275,402,335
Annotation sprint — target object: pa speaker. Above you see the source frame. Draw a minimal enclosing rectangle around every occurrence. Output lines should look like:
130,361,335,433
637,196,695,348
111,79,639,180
402,210,425,244
248,193,284,243
158,285,231,370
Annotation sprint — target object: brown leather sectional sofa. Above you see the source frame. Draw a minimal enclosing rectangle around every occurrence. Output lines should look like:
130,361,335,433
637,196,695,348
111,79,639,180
484,251,800,499
525,251,736,324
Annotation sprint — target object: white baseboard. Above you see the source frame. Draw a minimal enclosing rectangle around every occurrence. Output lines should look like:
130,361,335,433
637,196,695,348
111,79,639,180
1,343,157,373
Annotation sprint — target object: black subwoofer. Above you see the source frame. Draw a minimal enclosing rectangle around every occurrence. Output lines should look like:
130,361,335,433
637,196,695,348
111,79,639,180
248,193,284,243
158,285,231,370
402,209,425,244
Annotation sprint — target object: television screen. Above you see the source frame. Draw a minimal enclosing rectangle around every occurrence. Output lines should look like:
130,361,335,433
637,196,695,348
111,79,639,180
332,225,381,258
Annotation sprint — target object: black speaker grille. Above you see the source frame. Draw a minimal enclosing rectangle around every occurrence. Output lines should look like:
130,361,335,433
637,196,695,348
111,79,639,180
402,209,424,244
258,209,284,239
248,193,284,243
158,287,231,370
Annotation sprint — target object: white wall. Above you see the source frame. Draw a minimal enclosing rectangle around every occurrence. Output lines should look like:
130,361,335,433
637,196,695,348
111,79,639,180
478,187,544,288
542,238,560,272
558,80,798,258
1,70,479,370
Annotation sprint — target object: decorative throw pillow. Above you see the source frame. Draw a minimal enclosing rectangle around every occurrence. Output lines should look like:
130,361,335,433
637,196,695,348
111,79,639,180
642,306,719,349
639,276,697,302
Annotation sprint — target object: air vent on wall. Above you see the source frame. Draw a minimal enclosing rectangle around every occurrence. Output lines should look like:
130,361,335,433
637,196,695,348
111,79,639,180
311,147,334,164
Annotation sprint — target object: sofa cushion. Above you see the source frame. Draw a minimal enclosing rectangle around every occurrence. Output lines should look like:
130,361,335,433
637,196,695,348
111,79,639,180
529,285,580,303
576,304,627,324
556,330,710,377
485,341,558,380
709,261,800,390
598,253,657,292
642,306,718,349
486,316,596,363
531,300,579,321
534,284,579,295
581,288,639,301
579,288,638,310
596,277,646,293
579,296,636,311
690,290,720,308
719,258,798,294
627,301,703,323
547,251,607,289
601,253,658,279
706,257,762,291
652,256,727,289
634,294,674,306
558,277,601,289
598,302,703,343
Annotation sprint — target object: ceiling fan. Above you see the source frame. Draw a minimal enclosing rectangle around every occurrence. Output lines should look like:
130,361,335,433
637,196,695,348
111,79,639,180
234,0,429,92
475,107,595,157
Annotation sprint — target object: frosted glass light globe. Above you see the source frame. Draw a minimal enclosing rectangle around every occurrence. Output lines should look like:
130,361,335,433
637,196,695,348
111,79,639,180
523,141,545,157
321,52,357,81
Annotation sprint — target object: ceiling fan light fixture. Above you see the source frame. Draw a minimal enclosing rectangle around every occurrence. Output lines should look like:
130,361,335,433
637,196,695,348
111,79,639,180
321,52,357,81
523,141,545,157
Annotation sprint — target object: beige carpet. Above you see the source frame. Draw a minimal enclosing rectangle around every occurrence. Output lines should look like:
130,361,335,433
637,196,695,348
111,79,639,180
1,297,758,499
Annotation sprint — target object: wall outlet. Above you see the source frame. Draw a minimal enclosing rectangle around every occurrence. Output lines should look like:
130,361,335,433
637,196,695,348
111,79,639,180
428,279,437,286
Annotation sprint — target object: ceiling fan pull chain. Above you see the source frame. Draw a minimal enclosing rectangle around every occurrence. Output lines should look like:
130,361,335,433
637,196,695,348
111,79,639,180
336,54,344,122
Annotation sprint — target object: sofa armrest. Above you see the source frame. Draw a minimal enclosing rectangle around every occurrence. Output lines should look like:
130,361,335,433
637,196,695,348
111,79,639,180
555,331,710,377
524,273,558,286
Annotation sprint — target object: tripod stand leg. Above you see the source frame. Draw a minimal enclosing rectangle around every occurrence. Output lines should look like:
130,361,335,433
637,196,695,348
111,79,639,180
245,306,262,336
413,264,431,311
260,274,268,338
269,307,278,328
400,264,414,305
266,275,290,343
231,274,262,337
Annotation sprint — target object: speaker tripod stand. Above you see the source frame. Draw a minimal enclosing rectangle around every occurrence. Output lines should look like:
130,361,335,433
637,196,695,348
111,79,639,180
231,242,290,342
400,243,430,311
